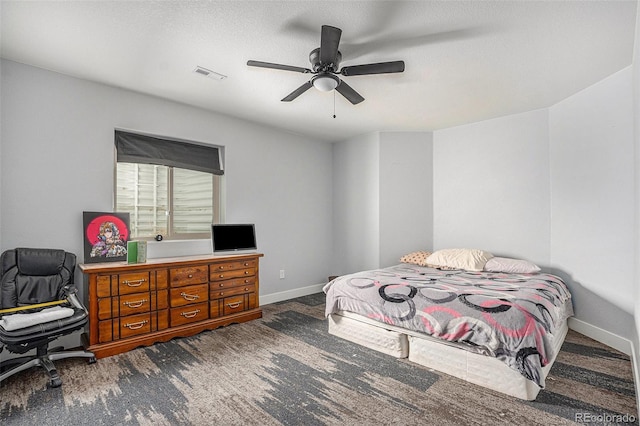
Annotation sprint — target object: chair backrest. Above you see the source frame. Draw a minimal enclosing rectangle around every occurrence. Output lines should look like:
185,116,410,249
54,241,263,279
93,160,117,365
0,248,76,309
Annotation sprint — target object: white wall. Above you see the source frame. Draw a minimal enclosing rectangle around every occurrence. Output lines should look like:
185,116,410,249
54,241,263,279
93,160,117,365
433,68,635,341
332,131,433,275
433,109,551,265
332,132,380,275
549,67,635,339
379,132,433,267
0,59,333,309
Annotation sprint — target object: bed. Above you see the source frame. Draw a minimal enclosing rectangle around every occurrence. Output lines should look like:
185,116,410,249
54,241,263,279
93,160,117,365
323,253,573,400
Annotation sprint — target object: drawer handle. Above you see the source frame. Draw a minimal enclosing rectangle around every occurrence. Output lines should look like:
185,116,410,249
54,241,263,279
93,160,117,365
220,283,224,287
181,309,201,318
123,299,147,308
124,320,148,330
188,274,193,278
219,274,224,278
123,279,146,287
227,302,241,309
219,266,225,270
180,292,200,301
244,262,249,266
244,279,249,283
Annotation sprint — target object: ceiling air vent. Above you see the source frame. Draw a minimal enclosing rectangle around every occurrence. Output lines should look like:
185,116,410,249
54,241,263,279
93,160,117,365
194,66,227,81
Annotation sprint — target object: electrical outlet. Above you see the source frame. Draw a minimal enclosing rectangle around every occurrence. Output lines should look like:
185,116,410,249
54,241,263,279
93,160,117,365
279,269,285,279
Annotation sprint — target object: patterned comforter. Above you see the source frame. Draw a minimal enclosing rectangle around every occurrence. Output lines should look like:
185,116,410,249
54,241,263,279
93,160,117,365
323,264,573,387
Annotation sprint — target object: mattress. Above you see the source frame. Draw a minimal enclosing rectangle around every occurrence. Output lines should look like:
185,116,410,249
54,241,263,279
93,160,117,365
328,310,569,400
328,312,409,357
324,264,573,389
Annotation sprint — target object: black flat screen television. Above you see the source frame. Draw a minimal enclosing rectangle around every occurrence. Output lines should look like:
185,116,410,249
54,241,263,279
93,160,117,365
211,224,257,253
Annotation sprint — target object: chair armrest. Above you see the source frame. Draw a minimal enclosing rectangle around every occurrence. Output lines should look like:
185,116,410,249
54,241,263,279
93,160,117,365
61,284,78,297
61,285,87,313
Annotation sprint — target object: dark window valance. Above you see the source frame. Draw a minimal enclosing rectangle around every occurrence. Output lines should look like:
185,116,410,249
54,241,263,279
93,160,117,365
115,130,223,175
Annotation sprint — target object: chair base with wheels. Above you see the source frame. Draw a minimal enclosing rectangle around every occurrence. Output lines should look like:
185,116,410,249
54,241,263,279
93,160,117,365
1,344,96,388
0,248,96,388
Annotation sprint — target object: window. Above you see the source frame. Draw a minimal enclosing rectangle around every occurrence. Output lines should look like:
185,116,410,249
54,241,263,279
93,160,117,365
114,130,223,240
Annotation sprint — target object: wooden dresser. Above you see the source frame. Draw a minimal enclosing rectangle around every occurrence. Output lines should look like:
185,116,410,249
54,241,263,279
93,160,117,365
79,253,262,358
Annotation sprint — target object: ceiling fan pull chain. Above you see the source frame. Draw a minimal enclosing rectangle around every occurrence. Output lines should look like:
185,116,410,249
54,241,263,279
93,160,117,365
333,90,336,119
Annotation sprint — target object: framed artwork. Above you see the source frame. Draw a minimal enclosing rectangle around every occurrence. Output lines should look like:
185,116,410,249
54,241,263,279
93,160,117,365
83,211,130,263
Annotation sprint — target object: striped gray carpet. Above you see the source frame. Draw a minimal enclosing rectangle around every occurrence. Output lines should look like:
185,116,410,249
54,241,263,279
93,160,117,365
1,293,637,425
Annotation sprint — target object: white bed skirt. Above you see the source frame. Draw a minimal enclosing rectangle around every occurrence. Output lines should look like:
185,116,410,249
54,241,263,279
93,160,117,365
328,311,569,400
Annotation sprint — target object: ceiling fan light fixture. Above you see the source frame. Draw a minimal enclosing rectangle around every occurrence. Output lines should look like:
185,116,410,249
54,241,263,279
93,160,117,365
312,74,339,92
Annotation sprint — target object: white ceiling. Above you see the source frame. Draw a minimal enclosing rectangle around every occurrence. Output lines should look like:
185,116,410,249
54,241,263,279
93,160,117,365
1,1,637,142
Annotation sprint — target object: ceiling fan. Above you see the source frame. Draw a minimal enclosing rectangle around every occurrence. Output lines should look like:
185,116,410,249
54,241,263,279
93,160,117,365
247,25,405,105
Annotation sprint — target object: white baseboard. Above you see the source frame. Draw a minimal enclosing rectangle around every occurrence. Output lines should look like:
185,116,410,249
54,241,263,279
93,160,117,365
631,343,640,419
260,283,325,306
568,317,632,355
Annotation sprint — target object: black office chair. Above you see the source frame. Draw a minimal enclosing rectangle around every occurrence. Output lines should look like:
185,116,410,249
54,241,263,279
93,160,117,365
0,248,95,388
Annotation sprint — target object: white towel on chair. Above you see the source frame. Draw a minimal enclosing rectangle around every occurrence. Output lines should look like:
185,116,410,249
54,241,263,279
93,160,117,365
0,306,75,331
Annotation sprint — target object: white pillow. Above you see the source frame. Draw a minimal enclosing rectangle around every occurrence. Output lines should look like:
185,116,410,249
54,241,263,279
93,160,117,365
483,257,541,274
426,248,493,272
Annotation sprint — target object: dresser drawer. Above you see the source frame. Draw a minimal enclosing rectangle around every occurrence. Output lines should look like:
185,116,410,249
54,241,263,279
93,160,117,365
98,312,151,343
170,302,208,327
210,259,257,274
118,272,151,295
210,267,255,282
169,266,208,287
98,292,149,320
210,296,248,319
222,295,246,316
211,276,255,291
97,290,169,320
120,313,153,339
210,284,255,300
169,283,209,308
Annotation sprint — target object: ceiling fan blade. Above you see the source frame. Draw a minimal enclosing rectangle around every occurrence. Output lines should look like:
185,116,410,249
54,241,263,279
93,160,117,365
340,61,405,76
335,80,364,105
247,60,311,74
281,81,313,102
341,27,490,61
320,25,342,65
